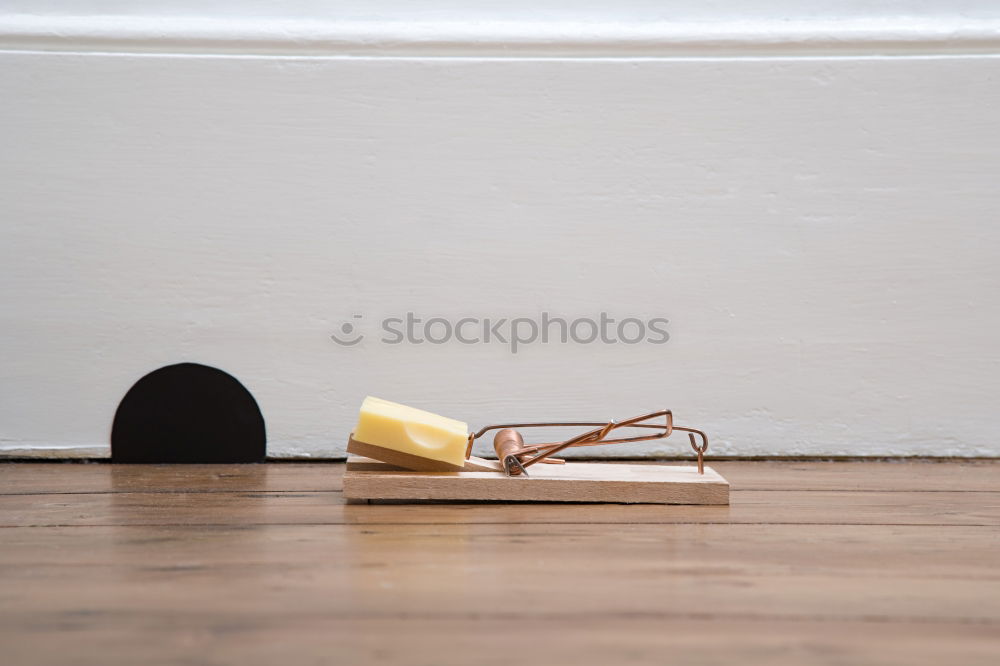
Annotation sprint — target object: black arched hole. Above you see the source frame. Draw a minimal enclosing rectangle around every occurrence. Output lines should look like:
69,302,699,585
112,363,266,463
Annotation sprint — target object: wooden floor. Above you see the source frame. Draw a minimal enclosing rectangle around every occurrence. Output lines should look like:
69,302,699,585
1,461,998,665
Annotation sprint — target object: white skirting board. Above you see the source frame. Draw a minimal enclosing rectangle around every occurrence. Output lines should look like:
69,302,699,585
2,3,1000,459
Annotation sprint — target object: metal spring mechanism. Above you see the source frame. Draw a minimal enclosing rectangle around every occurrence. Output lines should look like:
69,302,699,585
465,410,709,477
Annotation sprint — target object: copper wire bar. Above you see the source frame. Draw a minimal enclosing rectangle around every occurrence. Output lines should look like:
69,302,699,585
468,410,710,475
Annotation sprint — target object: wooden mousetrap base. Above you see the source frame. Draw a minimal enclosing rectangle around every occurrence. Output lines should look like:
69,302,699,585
343,456,729,505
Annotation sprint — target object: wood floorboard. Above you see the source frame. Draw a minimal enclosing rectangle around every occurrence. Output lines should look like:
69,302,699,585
1,524,997,621
4,617,998,666
1,489,997,527
1,461,997,665
1,460,999,494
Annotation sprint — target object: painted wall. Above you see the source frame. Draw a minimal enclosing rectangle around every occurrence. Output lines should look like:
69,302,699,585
2,2,999,458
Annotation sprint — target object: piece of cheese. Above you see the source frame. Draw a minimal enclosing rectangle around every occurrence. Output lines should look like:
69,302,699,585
352,396,469,469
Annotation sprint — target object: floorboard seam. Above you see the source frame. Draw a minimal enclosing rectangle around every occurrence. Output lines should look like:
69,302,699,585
1,521,996,528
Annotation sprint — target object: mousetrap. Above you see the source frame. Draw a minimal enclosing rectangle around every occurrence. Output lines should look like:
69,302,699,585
342,400,729,504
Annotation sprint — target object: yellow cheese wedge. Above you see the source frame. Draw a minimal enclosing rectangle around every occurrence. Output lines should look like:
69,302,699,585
350,396,469,470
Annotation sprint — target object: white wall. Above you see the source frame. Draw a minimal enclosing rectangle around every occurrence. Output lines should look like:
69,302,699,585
2,2,999,458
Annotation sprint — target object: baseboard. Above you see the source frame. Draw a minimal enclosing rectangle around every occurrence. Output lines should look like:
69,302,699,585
3,4,999,459
3,6,1000,58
